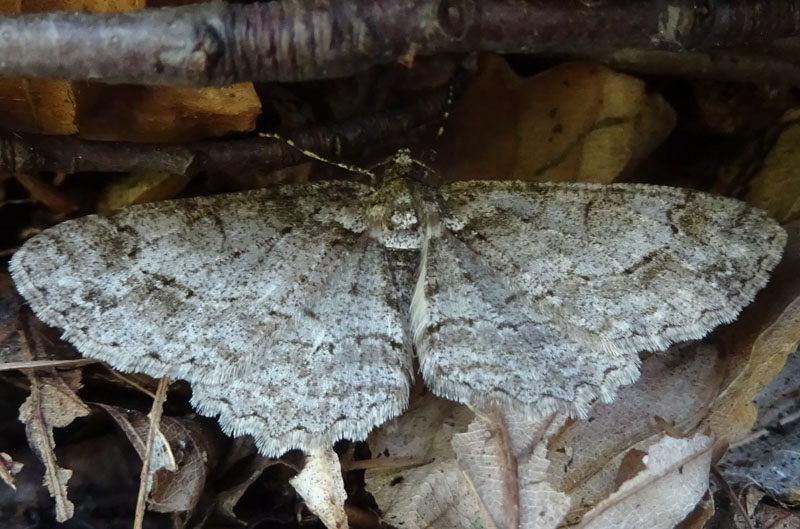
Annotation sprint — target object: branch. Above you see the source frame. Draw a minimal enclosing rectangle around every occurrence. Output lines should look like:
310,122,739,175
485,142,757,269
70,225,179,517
0,85,453,176
0,0,797,85
550,47,800,86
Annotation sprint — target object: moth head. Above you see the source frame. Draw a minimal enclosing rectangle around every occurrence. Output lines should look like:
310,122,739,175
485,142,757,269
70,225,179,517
365,169,423,249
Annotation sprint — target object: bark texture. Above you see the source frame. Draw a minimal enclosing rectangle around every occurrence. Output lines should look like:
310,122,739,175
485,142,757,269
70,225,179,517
0,0,796,85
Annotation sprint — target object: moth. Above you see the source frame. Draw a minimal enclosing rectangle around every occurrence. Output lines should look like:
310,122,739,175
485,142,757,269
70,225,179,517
10,155,786,456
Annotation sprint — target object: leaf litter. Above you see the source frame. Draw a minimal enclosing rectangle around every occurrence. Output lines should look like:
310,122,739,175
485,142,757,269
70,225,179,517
1,56,799,529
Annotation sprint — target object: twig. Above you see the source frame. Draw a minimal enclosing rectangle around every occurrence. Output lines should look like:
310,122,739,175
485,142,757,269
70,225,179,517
0,358,97,371
102,367,158,400
0,84,454,177
343,455,433,471
0,0,797,85
711,465,756,529
551,47,800,86
133,376,169,529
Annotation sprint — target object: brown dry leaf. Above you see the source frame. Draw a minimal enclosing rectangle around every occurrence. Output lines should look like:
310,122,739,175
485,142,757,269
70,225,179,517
436,56,675,184
18,365,90,522
14,172,78,216
575,433,713,529
97,403,215,515
691,81,791,136
452,405,571,529
0,272,23,363
742,109,800,223
96,172,191,213
365,392,483,529
741,502,800,529
366,392,570,529
0,452,24,490
718,351,800,503
215,453,278,522
0,0,143,135
290,448,349,529
13,305,90,522
365,327,763,529
701,220,800,449
76,83,261,142
0,78,76,134
675,490,715,529
546,343,720,525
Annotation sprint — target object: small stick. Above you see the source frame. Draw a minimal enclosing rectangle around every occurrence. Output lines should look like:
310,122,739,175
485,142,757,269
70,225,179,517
133,376,169,529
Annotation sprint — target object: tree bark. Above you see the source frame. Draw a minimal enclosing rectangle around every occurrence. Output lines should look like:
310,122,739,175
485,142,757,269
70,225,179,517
0,0,796,86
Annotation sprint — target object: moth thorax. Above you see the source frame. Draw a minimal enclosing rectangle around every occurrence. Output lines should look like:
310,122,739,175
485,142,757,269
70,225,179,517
366,178,423,249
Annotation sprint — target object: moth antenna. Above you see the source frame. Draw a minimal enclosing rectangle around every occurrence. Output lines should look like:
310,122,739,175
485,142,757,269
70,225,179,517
436,83,455,138
259,132,376,183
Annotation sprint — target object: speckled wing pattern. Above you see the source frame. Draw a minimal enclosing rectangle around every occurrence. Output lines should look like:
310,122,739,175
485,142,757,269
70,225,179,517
10,181,414,456
413,181,785,417
9,170,786,456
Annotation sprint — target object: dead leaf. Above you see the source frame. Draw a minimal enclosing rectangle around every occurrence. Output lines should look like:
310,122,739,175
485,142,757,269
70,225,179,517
702,220,800,448
97,401,216,516
436,56,675,184
575,433,713,529
692,81,791,135
18,362,90,521
0,78,77,134
0,272,23,363
13,172,78,216
740,502,800,529
675,490,715,529
76,83,261,142
0,452,24,490
12,306,90,523
366,392,570,529
366,392,485,529
215,453,278,522
546,344,721,524
453,404,571,529
289,448,349,529
742,109,800,223
718,351,800,503
96,171,191,213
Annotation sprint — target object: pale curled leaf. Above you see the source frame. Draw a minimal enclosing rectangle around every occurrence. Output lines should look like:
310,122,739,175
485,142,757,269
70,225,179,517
98,403,177,475
98,401,214,515
366,392,486,529
575,433,713,529
366,393,569,529
13,305,90,522
289,448,349,529
452,404,570,529
18,367,90,522
0,452,23,490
